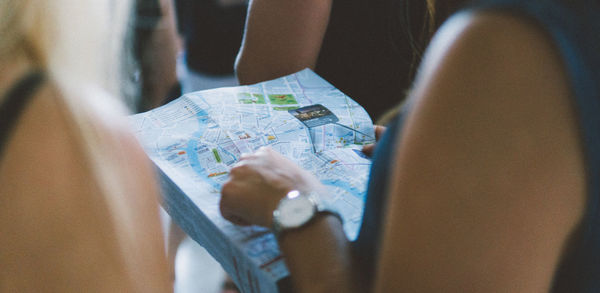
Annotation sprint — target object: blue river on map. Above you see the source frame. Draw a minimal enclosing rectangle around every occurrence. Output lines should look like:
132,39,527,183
320,179,365,202
185,108,222,191
182,97,367,203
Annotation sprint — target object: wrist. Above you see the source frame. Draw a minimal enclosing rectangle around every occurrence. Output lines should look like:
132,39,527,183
262,177,325,228
271,189,342,240
277,212,344,244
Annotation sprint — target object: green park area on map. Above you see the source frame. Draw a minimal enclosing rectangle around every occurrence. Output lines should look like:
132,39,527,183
212,149,222,163
130,69,376,293
268,94,297,105
273,106,299,111
238,93,266,104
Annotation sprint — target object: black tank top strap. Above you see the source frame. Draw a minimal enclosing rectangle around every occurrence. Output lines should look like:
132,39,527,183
0,71,45,159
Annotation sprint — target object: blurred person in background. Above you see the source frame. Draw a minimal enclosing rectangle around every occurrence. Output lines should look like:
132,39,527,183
236,0,464,121
175,0,247,92
133,0,181,111
0,0,171,291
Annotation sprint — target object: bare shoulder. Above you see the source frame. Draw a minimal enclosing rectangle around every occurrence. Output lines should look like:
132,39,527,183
376,10,586,293
418,9,570,89
409,9,582,174
0,82,154,197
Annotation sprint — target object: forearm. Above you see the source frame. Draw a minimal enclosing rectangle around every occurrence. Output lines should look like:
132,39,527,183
220,148,367,291
235,0,332,84
137,0,180,110
278,215,367,293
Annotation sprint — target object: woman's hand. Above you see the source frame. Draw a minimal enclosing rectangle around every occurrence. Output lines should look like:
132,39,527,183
220,147,324,228
361,125,387,157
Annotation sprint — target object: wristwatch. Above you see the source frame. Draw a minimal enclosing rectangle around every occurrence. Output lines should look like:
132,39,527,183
272,190,342,239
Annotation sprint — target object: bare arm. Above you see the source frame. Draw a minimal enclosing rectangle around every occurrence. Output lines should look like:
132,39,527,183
137,0,180,111
221,11,585,293
376,12,584,292
235,0,332,84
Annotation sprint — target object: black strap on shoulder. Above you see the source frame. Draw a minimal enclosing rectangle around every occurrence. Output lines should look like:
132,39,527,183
0,71,45,159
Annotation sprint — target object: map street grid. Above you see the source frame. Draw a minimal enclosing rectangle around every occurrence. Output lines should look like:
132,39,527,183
130,69,375,293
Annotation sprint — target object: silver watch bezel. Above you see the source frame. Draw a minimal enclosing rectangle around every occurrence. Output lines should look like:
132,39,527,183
273,190,316,233
272,190,341,238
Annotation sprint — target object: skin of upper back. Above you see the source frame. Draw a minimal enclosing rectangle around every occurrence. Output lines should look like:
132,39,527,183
0,80,171,292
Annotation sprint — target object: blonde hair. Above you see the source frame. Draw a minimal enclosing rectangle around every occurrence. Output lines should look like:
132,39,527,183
0,0,132,96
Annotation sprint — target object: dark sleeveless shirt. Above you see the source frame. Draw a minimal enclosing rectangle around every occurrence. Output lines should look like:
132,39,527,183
0,72,45,159
315,0,428,120
354,0,600,291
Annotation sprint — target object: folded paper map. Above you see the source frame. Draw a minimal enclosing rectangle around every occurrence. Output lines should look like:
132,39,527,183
129,69,374,292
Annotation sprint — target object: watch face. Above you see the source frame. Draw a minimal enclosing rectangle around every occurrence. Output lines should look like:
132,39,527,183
277,195,316,228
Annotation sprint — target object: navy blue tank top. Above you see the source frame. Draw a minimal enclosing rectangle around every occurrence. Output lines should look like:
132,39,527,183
316,0,432,120
354,0,600,291
316,0,462,121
